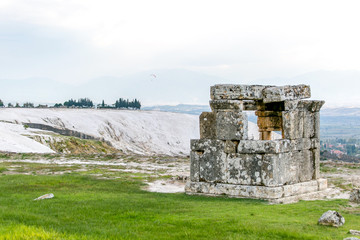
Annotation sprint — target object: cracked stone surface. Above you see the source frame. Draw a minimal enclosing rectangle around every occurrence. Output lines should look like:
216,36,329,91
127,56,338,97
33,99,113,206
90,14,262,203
186,84,326,203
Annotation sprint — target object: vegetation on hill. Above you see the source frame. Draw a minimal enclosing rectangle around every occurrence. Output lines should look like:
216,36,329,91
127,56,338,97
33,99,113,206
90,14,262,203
0,97,141,110
0,163,358,239
97,98,141,109
63,98,94,108
30,135,118,154
22,102,34,108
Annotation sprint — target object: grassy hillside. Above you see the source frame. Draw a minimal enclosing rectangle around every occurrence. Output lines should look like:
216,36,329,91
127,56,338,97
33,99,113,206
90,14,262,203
0,162,358,239
30,135,118,154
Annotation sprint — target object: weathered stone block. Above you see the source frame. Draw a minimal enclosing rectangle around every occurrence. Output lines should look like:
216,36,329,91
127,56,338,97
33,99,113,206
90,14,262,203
285,151,300,184
227,153,263,185
224,140,239,154
190,139,224,182
317,178,327,190
303,111,315,138
199,112,216,139
298,100,325,112
284,100,300,111
191,139,227,183
262,84,311,103
190,139,224,151
311,148,321,179
187,84,325,202
256,111,283,131
262,152,291,186
282,110,304,139
185,181,285,199
313,112,320,139
283,180,318,197
243,100,258,110
215,111,248,140
311,138,320,150
190,150,200,181
285,100,324,112
209,100,243,111
185,180,327,201
210,84,267,100
261,154,276,186
290,138,311,151
199,152,227,183
297,150,313,182
237,140,291,154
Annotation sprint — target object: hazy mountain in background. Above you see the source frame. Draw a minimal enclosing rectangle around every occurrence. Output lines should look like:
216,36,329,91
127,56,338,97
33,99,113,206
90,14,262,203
1,69,360,107
251,70,360,107
142,104,211,115
0,78,70,104
321,108,360,116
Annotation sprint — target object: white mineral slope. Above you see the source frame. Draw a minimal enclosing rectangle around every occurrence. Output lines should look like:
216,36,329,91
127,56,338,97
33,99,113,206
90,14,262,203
0,109,199,155
0,109,279,155
0,122,55,153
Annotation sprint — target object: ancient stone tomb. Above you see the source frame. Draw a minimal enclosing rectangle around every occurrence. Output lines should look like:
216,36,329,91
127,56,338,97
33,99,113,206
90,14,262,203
185,84,327,203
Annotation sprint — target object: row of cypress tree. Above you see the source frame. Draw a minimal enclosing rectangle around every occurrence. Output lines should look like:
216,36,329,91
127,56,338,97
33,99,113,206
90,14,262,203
0,98,141,109
99,98,141,109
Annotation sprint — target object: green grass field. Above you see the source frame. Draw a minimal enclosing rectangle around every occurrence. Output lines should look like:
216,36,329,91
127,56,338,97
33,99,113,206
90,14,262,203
0,170,359,240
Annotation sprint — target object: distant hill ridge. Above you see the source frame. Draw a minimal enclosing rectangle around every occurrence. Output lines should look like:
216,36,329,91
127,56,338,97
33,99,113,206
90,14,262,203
142,104,210,115
144,104,360,117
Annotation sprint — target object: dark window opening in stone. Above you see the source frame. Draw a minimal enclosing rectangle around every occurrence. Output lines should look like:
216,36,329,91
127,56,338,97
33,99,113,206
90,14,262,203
264,101,285,111
195,150,204,155
231,140,240,147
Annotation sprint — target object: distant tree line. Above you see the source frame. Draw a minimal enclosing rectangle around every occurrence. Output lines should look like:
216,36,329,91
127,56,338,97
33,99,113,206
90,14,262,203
0,97,141,110
62,98,94,108
114,98,141,109
98,98,141,109
0,99,39,108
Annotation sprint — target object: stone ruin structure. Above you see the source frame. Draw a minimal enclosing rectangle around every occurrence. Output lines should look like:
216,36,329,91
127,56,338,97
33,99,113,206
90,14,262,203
185,84,327,203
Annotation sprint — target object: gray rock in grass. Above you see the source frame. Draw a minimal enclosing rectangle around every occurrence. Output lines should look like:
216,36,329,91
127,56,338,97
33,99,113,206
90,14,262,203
350,230,360,236
318,210,345,227
350,189,360,203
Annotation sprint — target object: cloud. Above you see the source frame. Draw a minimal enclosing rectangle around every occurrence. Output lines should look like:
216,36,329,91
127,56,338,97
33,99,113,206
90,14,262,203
1,0,360,105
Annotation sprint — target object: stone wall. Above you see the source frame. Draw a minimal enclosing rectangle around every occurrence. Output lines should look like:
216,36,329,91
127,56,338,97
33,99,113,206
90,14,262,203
185,84,327,203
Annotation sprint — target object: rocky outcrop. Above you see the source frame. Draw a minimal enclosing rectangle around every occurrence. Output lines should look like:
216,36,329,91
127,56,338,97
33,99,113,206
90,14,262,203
318,210,345,227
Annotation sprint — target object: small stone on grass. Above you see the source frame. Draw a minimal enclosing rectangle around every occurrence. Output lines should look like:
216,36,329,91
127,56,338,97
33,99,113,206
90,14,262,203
34,193,54,201
318,210,345,227
350,230,360,236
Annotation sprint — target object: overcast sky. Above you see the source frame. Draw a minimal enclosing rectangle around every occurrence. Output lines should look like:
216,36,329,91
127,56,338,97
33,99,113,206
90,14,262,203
1,0,360,106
